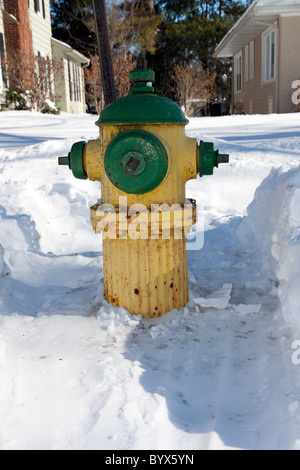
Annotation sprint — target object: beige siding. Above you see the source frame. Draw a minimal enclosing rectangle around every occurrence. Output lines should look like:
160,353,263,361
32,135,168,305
233,28,277,114
29,0,52,57
232,15,300,115
278,15,300,113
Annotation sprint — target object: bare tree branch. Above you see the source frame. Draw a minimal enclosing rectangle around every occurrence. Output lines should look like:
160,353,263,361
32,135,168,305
3,52,64,111
171,62,216,116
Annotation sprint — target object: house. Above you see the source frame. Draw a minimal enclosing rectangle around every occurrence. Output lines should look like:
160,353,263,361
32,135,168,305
51,38,90,115
214,0,300,114
0,0,90,113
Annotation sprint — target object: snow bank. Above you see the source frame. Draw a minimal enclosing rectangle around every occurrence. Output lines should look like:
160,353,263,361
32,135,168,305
238,165,300,335
1,112,300,450
0,244,4,277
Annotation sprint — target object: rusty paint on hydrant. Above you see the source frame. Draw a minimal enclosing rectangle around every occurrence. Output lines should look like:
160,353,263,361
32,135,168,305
58,58,229,319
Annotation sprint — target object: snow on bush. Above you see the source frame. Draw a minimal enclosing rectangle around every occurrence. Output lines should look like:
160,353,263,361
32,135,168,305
238,165,300,335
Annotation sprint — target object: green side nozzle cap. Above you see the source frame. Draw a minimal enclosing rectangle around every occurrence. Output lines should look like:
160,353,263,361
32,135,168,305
198,140,229,177
58,141,87,180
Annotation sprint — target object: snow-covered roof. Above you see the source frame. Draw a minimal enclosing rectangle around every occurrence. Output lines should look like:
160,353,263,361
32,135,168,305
51,38,90,66
214,0,300,58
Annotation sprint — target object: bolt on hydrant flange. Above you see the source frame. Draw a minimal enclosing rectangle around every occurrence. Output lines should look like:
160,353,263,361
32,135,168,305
58,58,229,319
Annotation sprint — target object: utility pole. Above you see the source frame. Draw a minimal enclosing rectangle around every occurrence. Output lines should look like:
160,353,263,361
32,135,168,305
92,0,116,106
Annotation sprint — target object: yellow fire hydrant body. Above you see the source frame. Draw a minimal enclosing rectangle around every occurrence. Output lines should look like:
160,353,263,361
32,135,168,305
59,63,228,318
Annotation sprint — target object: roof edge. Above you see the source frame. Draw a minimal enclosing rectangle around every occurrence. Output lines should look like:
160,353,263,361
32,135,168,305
214,1,257,58
51,37,90,65
214,2,300,58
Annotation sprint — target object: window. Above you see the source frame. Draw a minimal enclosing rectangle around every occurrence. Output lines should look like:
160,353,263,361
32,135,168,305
262,27,276,83
34,0,46,19
68,60,81,102
234,52,242,93
249,41,254,80
245,45,249,82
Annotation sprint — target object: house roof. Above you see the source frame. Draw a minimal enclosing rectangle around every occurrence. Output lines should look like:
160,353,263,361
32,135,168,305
214,0,300,58
51,38,90,66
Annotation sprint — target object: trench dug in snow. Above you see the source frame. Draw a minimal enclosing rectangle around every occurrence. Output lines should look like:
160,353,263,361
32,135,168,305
0,113,300,449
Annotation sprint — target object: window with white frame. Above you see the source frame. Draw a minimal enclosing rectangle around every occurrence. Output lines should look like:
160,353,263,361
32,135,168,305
249,41,254,80
262,27,276,83
68,60,81,102
34,0,46,19
234,52,242,93
245,45,249,82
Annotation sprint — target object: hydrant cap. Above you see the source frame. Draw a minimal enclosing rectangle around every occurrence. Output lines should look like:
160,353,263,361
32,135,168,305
96,94,189,126
96,60,188,125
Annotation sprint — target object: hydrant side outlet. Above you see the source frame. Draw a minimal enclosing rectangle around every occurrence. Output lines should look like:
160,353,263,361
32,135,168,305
198,140,229,177
58,141,87,180
104,129,169,195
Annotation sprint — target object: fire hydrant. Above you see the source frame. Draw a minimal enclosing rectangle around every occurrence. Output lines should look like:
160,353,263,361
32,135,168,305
58,60,229,318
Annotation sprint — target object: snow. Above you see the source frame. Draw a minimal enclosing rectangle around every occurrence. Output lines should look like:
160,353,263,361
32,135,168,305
0,110,300,450
239,165,300,336
193,283,233,309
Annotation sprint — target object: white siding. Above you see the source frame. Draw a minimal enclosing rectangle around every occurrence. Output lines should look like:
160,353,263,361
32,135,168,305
0,0,4,36
29,0,52,57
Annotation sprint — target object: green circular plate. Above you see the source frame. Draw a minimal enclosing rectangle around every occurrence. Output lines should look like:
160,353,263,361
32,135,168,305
104,130,168,194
